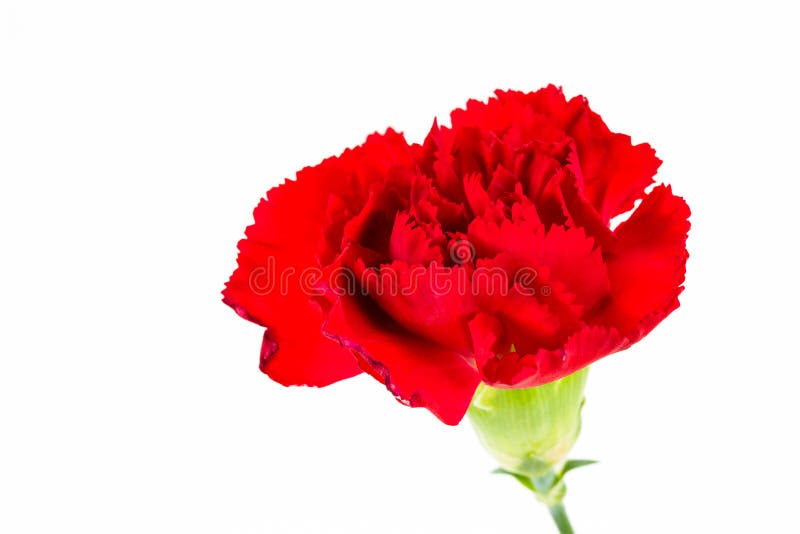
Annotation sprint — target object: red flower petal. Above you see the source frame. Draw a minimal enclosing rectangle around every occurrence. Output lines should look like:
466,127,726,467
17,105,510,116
342,185,407,259
388,212,445,265
416,120,465,204
256,328,361,387
357,260,477,353
324,293,481,425
471,272,566,354
223,238,361,387
223,131,417,387
468,201,609,313
535,224,609,312
444,86,662,226
565,101,662,223
591,184,691,338
470,315,627,388
555,167,616,250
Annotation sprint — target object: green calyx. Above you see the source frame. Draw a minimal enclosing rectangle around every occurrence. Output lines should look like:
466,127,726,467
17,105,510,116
467,367,595,508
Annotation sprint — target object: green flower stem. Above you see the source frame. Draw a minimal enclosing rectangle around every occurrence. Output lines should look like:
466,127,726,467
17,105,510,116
547,502,574,534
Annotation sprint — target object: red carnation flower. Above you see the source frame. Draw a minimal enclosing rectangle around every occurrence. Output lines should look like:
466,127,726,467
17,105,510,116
223,86,690,425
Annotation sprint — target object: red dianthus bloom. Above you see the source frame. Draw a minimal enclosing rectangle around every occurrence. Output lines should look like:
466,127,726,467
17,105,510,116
223,86,690,425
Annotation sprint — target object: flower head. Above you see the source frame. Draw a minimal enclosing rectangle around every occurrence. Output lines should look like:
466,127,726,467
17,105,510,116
223,86,690,425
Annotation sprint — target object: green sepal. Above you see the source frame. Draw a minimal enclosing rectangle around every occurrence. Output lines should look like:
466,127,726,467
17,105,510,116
468,367,589,474
470,368,594,510
556,458,597,483
492,468,535,492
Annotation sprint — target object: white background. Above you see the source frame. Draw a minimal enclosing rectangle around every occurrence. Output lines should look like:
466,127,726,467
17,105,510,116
2,1,798,532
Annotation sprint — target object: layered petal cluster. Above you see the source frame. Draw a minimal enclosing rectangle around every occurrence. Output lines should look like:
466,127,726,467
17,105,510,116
223,86,690,425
